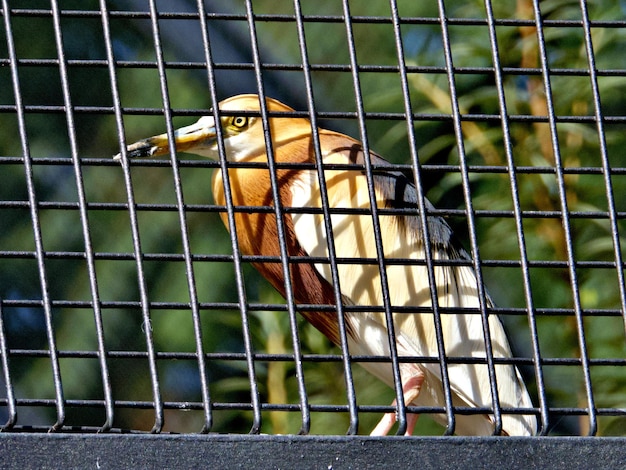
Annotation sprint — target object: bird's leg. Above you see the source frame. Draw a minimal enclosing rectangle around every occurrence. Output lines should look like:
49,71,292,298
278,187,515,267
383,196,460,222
370,369,425,436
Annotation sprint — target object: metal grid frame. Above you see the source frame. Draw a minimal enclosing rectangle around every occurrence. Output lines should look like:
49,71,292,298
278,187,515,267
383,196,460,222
1,0,625,448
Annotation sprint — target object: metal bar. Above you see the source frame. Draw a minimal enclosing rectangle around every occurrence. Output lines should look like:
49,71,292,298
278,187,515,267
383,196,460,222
3,0,66,431
290,0,360,436
531,0,597,436
0,300,16,430
1,102,625,124
482,0,548,435
2,56,626,80
194,0,263,434
339,0,410,435
134,0,214,436
578,0,626,334
50,0,115,433
391,0,460,435
112,0,167,433
434,0,504,434
5,6,626,28
243,0,310,434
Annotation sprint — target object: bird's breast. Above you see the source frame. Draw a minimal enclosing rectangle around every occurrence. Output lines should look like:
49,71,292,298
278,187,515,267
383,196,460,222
211,163,346,344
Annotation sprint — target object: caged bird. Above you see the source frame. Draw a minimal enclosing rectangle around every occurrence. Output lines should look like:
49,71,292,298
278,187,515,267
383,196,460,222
114,94,536,436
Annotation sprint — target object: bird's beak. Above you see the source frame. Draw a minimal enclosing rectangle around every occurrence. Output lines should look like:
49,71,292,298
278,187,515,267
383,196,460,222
113,116,217,160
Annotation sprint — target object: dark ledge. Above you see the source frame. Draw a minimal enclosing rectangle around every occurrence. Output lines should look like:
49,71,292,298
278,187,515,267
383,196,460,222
1,433,625,469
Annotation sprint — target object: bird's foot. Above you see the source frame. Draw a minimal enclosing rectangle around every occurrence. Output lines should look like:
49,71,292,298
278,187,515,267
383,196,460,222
369,372,424,436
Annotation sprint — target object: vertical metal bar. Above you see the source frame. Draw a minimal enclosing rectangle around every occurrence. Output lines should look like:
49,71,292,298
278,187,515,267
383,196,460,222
578,0,626,334
0,300,17,430
291,0,360,435
436,0,503,435
340,0,409,435
195,0,260,434
483,0,547,434
243,0,310,434
531,0,597,436
390,0,457,435
3,0,65,431
49,1,115,432
114,2,165,433
126,0,214,435
100,0,173,433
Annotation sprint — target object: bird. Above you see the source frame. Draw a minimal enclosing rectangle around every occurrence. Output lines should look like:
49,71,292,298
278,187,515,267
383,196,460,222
114,94,536,436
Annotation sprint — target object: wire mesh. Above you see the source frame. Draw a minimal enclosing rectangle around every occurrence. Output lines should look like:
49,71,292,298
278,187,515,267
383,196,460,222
0,0,625,438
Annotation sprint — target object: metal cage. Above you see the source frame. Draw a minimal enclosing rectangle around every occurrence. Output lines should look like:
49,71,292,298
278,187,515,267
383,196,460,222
1,0,625,466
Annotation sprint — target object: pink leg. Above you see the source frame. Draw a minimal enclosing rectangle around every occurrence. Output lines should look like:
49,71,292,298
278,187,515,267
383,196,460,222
370,372,425,436
404,412,420,436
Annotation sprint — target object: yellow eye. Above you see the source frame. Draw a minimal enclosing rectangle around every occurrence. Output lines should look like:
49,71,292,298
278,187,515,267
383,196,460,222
231,116,248,129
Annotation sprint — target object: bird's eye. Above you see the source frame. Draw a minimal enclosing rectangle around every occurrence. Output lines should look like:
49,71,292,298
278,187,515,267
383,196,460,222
231,116,248,129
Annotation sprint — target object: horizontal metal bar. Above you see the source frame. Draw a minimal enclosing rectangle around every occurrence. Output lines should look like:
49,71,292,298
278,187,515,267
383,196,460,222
3,8,626,28
2,57,626,79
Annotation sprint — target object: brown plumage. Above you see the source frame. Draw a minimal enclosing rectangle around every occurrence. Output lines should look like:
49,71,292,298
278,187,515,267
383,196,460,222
115,94,536,436
211,147,344,343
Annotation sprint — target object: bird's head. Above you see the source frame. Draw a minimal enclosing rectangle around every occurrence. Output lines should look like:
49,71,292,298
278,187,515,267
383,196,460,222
114,94,311,162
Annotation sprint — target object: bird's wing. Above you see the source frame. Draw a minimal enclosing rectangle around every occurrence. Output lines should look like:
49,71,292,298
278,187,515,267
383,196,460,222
289,131,535,435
